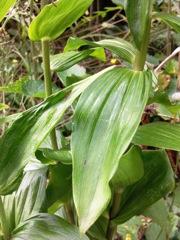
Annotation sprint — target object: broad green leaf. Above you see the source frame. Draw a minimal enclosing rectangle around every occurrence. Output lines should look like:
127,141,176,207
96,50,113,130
0,66,113,195
117,216,141,240
112,150,174,225
111,145,144,188
40,148,72,165
57,64,87,86
50,50,94,72
0,0,15,21
11,214,89,240
124,0,152,50
64,37,137,63
142,199,168,228
2,194,16,233
153,12,180,33
0,103,9,110
145,223,166,240
46,164,72,212
72,68,152,234
2,168,47,232
14,169,48,226
50,48,105,73
0,78,55,98
95,39,136,64
28,0,93,41
132,122,180,151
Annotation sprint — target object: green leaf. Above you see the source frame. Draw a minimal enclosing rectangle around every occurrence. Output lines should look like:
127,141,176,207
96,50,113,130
0,114,20,126
0,66,113,195
111,145,144,188
64,37,137,63
0,78,54,98
124,0,152,50
88,216,108,240
132,122,180,151
50,50,94,72
0,103,9,111
72,68,151,234
142,199,168,228
28,0,93,41
46,164,72,212
14,169,48,225
3,168,47,232
112,150,174,225
11,214,89,240
0,0,15,21
145,223,166,240
117,216,141,240
111,0,124,7
95,39,136,63
152,12,180,33
40,148,72,165
50,48,105,73
57,64,87,86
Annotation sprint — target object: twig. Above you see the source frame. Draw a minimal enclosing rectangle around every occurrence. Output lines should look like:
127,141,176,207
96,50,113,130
155,47,180,73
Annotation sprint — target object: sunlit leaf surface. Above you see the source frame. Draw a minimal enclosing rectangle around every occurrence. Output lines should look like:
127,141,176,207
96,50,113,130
72,68,151,234
28,0,93,41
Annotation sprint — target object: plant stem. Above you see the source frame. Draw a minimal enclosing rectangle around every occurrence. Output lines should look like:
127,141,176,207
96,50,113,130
0,196,10,239
42,39,58,150
106,188,123,240
65,201,75,225
30,0,37,80
132,1,153,71
167,0,172,56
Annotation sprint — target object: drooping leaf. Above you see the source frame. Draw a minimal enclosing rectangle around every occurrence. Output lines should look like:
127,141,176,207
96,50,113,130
46,163,72,212
0,0,15,21
64,37,137,63
11,214,89,240
111,145,144,188
40,148,72,165
72,68,152,234
124,0,152,50
50,48,105,73
153,12,180,33
112,150,174,225
132,122,180,151
50,50,94,72
0,66,114,195
28,0,93,41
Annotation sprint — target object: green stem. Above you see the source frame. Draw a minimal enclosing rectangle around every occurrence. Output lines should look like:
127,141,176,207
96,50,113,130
42,39,58,150
167,0,172,56
0,196,10,239
106,188,123,240
132,1,153,71
30,0,37,80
